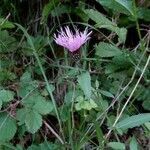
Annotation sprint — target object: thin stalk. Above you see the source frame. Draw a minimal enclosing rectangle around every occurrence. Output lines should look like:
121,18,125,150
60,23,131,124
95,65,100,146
33,50,63,132
44,121,64,144
133,0,142,41
15,23,64,142
82,46,88,70
64,49,69,66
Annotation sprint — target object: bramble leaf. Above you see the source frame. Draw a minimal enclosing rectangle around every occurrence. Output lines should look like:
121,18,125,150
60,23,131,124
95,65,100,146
0,113,17,142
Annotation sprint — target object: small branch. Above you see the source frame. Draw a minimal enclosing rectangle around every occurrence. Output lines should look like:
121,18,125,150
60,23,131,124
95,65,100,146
43,121,64,144
0,13,11,26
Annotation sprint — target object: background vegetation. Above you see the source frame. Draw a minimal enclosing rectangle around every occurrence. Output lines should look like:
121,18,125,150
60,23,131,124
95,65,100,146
0,0,150,149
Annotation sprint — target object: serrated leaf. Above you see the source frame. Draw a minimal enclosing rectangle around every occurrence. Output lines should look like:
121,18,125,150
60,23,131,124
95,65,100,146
0,89,14,102
20,71,32,83
75,96,97,111
97,0,134,16
0,18,15,29
77,72,91,99
89,99,98,108
18,81,38,98
107,142,125,150
18,71,39,97
33,100,53,115
81,101,92,110
22,92,53,115
84,9,114,26
115,113,150,130
0,30,17,53
84,9,127,42
95,42,122,57
0,69,16,83
25,110,42,134
0,113,17,142
16,108,27,125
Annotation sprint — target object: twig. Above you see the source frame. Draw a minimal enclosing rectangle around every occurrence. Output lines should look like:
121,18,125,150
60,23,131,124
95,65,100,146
43,121,64,144
0,13,11,26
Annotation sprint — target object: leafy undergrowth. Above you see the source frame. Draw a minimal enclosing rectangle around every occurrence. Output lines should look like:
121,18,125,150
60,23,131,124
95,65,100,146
0,0,150,150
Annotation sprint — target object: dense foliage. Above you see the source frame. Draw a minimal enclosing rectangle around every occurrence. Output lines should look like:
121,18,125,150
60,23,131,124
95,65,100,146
0,0,150,149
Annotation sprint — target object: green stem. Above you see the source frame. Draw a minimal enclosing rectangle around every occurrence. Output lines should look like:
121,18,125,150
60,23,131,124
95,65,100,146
33,51,63,134
133,0,142,41
15,23,65,143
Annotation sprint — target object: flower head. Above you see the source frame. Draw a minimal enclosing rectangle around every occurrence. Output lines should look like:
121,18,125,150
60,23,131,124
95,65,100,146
54,26,92,52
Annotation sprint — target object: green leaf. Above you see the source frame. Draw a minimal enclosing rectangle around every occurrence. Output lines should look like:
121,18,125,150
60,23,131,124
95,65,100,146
0,113,17,142
84,9,127,42
75,96,97,111
22,92,53,115
27,141,59,150
98,99,108,111
97,0,134,16
107,142,125,150
51,5,71,17
144,122,150,131
20,71,32,83
18,71,38,97
0,18,15,29
0,30,18,53
19,81,38,98
16,108,27,125
99,90,114,98
60,105,70,122
95,42,122,57
75,100,92,111
0,69,16,83
137,7,150,22
89,99,98,108
25,110,42,134
105,53,133,74
77,72,91,99
129,137,138,150
84,9,114,26
64,90,82,105
0,143,16,150
0,89,14,102
16,144,24,150
142,100,150,111
74,8,89,22
115,113,150,130
33,100,53,115
0,100,2,110
27,145,39,150
39,141,59,150
41,0,60,23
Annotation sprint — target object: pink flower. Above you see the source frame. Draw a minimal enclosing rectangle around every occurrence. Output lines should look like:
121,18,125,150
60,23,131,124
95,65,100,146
54,26,92,52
